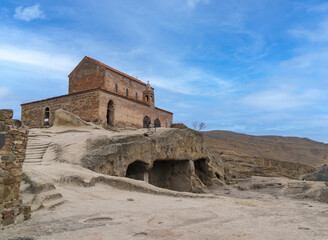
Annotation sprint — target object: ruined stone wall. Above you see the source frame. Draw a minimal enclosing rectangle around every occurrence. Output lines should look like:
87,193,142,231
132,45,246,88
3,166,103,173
69,58,105,94
98,90,173,128
0,109,30,227
21,91,99,128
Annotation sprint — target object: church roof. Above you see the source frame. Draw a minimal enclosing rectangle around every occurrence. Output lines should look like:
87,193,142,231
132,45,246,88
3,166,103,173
84,56,147,86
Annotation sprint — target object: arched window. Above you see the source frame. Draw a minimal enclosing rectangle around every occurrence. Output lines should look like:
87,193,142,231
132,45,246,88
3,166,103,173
154,118,161,128
151,95,153,102
143,116,151,128
44,107,50,126
126,88,129,97
107,100,114,126
115,84,118,93
145,95,149,102
136,92,138,100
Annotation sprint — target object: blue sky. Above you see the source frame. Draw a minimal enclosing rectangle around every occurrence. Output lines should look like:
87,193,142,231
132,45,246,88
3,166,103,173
1,0,328,142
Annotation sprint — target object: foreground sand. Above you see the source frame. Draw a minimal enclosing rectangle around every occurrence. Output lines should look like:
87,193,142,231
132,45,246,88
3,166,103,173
2,176,328,240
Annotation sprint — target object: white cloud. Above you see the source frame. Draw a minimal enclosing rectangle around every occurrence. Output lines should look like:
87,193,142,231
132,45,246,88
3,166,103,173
289,19,328,42
242,89,322,111
146,70,233,96
14,4,45,22
0,45,76,72
186,0,209,9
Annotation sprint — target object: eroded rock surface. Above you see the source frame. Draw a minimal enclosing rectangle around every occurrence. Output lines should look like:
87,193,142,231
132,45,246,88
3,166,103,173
53,108,90,127
81,128,224,192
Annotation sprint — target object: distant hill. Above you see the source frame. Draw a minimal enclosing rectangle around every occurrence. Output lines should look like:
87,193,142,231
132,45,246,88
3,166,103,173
203,130,328,167
203,130,328,181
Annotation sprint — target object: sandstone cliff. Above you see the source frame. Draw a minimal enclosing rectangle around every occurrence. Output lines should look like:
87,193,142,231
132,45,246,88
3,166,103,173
81,128,224,192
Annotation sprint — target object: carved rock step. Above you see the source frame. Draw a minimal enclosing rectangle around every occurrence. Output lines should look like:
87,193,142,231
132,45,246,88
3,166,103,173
31,190,65,211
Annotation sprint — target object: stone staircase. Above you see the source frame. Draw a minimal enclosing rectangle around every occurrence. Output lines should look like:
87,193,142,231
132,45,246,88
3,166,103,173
25,129,51,165
22,129,66,210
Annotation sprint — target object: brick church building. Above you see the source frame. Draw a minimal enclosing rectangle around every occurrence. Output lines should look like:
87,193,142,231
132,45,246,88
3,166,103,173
21,56,173,128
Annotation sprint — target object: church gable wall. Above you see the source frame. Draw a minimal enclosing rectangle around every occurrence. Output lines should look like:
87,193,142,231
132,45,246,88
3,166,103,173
69,58,105,94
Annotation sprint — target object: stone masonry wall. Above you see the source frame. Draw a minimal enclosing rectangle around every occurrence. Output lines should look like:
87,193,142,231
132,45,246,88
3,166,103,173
69,58,105,94
103,68,147,103
69,57,148,104
0,109,30,227
21,91,99,128
98,90,173,128
21,89,173,128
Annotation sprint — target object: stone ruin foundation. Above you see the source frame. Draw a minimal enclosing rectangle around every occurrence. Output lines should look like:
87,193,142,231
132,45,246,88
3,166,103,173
0,109,30,227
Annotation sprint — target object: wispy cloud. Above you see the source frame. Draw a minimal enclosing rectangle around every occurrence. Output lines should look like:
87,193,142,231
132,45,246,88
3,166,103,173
289,18,328,42
242,89,322,111
186,0,209,9
14,4,45,21
0,45,75,72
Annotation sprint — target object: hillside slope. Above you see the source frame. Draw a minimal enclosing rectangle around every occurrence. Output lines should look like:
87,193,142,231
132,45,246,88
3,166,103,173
203,130,328,181
203,130,328,167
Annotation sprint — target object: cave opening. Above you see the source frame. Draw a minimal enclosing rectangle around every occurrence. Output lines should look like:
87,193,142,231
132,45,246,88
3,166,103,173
149,160,192,192
125,161,148,181
194,158,212,186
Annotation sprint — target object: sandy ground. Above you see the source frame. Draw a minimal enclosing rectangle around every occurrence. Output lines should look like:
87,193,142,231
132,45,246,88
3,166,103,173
2,173,328,240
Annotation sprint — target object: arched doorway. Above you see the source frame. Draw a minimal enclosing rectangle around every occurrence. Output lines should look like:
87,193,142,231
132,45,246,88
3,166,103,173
44,107,50,126
106,100,114,126
154,118,161,128
143,116,151,128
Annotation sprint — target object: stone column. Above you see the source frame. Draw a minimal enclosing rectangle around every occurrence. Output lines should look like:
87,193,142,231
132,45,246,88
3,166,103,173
144,172,149,183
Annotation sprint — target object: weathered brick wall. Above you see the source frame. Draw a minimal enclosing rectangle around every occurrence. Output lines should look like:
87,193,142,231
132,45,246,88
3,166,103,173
21,89,173,128
99,90,173,128
21,91,99,127
69,57,148,104
0,109,30,227
69,58,105,94
103,69,147,103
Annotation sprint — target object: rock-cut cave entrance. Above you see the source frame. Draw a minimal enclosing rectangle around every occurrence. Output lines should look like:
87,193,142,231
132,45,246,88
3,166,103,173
125,161,148,181
194,158,212,186
149,160,192,192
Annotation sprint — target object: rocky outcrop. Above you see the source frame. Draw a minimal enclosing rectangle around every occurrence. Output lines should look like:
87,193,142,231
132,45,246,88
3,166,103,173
81,128,224,193
53,108,90,127
221,152,315,182
236,176,328,204
0,109,30,227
